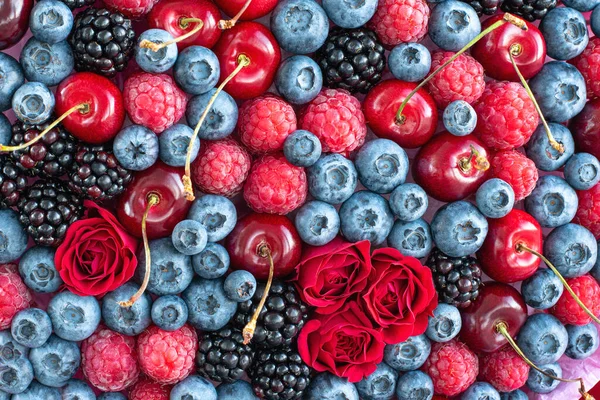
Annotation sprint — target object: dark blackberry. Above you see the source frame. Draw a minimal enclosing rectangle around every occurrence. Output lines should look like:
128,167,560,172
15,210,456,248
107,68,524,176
315,27,386,94
0,158,27,209
196,327,254,383
69,8,135,77
460,0,502,15
17,181,83,247
58,0,95,10
426,248,483,309
501,0,557,21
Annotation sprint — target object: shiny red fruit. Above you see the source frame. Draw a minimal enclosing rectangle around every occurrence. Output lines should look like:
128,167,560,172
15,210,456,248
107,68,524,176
460,282,528,353
212,22,281,100
226,213,302,280
570,99,600,160
0,0,33,50
117,162,192,240
363,79,437,149
213,0,277,21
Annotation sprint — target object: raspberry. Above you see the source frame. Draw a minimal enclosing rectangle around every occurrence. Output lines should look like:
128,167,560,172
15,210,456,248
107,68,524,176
570,37,600,100
81,326,139,391
123,72,187,134
550,274,600,326
243,154,307,215
490,150,539,202
137,324,198,384
299,89,366,154
574,183,600,238
238,94,297,154
422,339,478,397
129,377,171,400
191,138,252,197
102,0,158,18
0,264,32,330
479,345,529,392
474,81,539,151
367,0,429,47
427,51,485,109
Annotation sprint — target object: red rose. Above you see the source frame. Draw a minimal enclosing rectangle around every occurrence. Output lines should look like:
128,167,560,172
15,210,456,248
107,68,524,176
298,302,385,382
55,201,138,297
361,247,438,344
294,237,372,314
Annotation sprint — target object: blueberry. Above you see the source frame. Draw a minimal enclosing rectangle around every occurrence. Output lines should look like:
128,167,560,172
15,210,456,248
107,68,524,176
339,191,394,245
564,153,600,190
294,200,340,246
430,201,488,258
101,282,152,336
355,138,409,194
0,209,29,264
322,0,377,28
305,373,359,400
528,123,576,172
224,270,257,302
443,100,477,137
98,393,127,400
174,46,220,95
565,323,599,360
388,218,433,259
522,269,564,309
18,246,62,293
0,53,25,112
517,313,568,365
135,238,193,295
562,0,600,11
29,0,73,43
171,219,208,256
526,362,561,394
11,381,60,400
593,5,600,37
0,329,28,358
159,124,200,167
192,242,230,279
275,55,323,104
425,303,461,343
216,380,258,400
283,130,322,167
389,183,428,222
529,61,587,123
524,175,578,228
475,178,515,219
384,334,431,371
188,195,237,242
186,89,238,140
29,334,80,387
11,308,52,348
307,153,358,204
388,43,431,83
151,295,188,331
62,379,95,400
540,7,588,61
47,291,101,341
0,330,33,394
135,29,178,73
182,278,237,331
544,223,597,278
270,0,329,54
395,370,434,400
12,82,54,125
112,124,159,171
0,114,11,145
428,0,481,52
20,38,73,87
500,390,528,400
171,375,217,400
355,363,398,400
461,382,500,400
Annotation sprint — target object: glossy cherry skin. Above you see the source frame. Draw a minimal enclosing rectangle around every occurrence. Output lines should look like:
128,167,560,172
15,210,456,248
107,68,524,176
147,0,221,50
460,282,528,353
413,132,490,202
570,99,600,160
117,162,192,240
55,72,125,144
363,80,438,149
226,213,302,280
0,0,33,50
212,22,281,100
471,15,546,82
213,0,277,21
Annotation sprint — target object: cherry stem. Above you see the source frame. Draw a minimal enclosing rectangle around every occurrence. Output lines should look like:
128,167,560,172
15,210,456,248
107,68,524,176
242,243,274,345
118,193,160,308
139,17,204,52
182,53,251,201
218,0,253,29
0,103,90,153
395,13,527,125
507,44,564,154
458,145,490,172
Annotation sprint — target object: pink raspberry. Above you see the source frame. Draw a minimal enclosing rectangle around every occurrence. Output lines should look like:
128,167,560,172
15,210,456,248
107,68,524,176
129,377,171,400
238,94,297,154
0,264,32,330
551,274,600,326
422,340,479,397
474,81,539,151
479,345,529,392
490,150,538,202
123,72,187,134
243,154,307,215
191,138,252,197
137,324,198,385
574,183,600,238
427,51,485,109
81,326,139,391
367,0,429,47
103,0,158,18
570,37,600,100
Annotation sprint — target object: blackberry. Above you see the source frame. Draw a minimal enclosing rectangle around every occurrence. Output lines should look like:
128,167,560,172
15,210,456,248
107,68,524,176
501,0,557,21
17,181,83,247
58,0,94,10
460,0,502,15
69,8,135,77
426,248,483,309
196,327,254,383
316,27,386,94
249,348,312,400
0,157,27,209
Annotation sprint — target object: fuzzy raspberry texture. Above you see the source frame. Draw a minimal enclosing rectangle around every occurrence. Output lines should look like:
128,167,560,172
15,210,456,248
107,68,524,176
551,274,600,326
422,340,478,397
137,324,198,384
479,345,529,392
244,154,307,215
367,0,429,46
299,89,366,154
574,183,600,238
81,326,139,391
191,138,251,197
490,150,538,202
129,377,171,400
427,51,485,109
103,0,158,18
0,264,32,330
238,94,297,154
570,37,600,100
474,81,539,151
123,72,187,134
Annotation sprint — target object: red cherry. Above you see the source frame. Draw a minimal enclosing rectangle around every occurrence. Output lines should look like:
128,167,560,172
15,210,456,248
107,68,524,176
212,22,281,100
570,99,600,160
225,213,302,280
363,80,438,149
0,0,33,50
412,132,490,202
460,282,528,353
213,0,277,21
